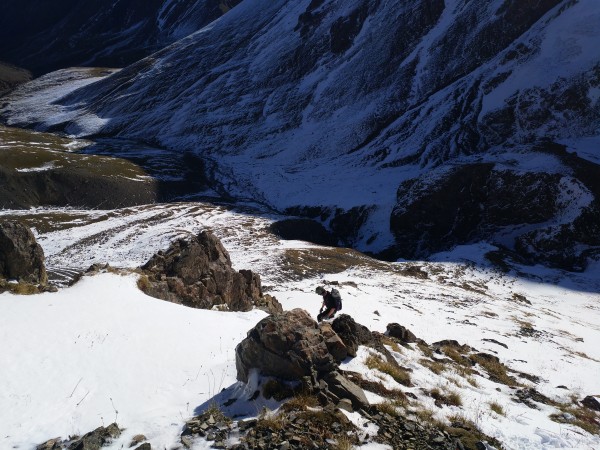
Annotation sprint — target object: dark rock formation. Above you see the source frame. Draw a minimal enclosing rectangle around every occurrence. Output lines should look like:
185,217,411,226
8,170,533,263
269,218,337,246
252,293,283,315
386,323,417,343
235,309,337,382
322,371,369,410
582,395,600,411
331,314,375,357
319,322,349,362
390,164,563,259
133,444,151,450
0,220,47,284
140,230,270,311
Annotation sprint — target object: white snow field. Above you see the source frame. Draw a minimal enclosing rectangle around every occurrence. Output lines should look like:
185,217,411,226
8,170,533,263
1,203,599,449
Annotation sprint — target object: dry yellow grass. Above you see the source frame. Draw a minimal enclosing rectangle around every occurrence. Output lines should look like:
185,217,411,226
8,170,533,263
365,354,411,386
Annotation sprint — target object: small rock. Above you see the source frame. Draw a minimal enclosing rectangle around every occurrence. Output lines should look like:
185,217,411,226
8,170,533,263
323,371,370,410
386,323,417,343
181,436,193,449
582,395,600,411
36,438,61,450
134,444,151,450
336,398,353,412
279,441,290,450
129,434,147,447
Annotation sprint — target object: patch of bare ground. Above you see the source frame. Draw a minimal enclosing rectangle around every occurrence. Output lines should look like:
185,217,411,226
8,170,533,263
277,246,432,281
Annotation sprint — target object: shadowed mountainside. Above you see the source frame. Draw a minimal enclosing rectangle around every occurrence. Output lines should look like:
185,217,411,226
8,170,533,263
0,0,241,76
1,0,599,269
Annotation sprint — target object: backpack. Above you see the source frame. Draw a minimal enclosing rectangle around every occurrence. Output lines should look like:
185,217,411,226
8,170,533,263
331,288,342,310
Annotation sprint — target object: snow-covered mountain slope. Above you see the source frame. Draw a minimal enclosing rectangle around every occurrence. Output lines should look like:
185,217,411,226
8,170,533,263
1,203,600,449
1,0,600,268
0,0,241,75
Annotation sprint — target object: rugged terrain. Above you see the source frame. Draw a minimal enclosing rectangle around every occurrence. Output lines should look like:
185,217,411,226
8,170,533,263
1,1,600,449
1,0,599,270
1,200,599,449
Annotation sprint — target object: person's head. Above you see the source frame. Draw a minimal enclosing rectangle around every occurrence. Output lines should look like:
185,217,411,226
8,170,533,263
315,286,325,295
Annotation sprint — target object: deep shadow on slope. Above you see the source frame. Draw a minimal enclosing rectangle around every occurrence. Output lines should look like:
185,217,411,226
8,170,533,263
0,126,213,209
0,0,242,76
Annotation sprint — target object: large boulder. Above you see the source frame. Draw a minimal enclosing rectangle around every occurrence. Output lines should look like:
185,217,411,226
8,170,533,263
0,220,47,284
140,230,267,311
235,309,337,382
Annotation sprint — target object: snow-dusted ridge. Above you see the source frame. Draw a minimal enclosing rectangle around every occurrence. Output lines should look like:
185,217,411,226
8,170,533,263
1,0,599,267
1,202,600,449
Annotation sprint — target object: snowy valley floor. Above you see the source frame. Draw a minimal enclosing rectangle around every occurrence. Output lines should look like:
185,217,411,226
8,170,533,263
1,202,600,449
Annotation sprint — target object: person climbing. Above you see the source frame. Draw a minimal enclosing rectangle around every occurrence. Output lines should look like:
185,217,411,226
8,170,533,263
316,285,342,322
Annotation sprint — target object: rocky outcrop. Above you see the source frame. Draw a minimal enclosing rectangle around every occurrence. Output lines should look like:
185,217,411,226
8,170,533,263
322,371,370,411
386,323,417,343
36,423,121,450
582,395,600,411
0,220,47,284
319,322,349,362
331,314,375,357
234,308,374,417
140,230,271,312
235,309,337,382
386,159,600,270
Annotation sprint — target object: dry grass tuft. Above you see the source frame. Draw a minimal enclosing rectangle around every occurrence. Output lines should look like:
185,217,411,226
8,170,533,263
550,402,600,435
136,274,151,292
381,335,403,354
365,354,411,387
470,354,518,386
376,400,401,417
203,401,231,424
420,358,447,375
0,280,41,295
417,342,434,358
281,393,319,412
429,387,463,407
466,377,479,388
332,435,355,450
442,346,470,366
256,408,287,431
489,401,505,416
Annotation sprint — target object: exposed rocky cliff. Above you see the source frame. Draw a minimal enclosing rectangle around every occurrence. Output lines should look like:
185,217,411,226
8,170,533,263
1,0,599,268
